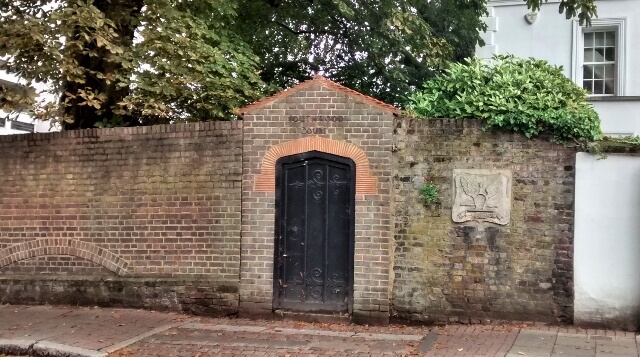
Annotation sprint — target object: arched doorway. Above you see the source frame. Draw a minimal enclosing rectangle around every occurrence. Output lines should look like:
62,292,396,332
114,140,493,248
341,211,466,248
273,151,355,313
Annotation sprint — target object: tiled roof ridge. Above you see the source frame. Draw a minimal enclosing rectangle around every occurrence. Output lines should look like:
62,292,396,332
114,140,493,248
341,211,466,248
237,75,399,115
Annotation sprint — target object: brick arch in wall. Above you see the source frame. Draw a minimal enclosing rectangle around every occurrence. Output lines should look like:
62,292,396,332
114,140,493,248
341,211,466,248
0,239,129,276
254,136,378,194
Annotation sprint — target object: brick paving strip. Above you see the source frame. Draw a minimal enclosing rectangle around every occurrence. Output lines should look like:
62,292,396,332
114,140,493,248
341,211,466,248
425,325,520,357
117,324,426,356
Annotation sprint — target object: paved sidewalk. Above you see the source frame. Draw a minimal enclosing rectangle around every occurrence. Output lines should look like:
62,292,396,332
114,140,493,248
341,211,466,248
425,325,638,357
0,305,638,357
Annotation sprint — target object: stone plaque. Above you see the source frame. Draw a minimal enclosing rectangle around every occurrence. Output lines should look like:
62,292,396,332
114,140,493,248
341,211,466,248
452,169,512,225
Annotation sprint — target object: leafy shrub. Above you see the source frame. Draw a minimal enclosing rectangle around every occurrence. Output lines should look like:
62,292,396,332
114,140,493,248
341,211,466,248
407,55,602,143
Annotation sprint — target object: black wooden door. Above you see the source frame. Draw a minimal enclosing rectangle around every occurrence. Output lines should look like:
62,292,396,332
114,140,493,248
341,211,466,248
273,151,355,313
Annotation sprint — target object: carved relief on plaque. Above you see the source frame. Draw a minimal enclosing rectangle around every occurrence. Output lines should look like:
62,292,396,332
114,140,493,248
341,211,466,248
452,169,512,225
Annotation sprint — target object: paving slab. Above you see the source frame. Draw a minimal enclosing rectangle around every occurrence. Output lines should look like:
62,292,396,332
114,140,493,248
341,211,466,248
595,342,638,356
556,335,596,349
552,343,596,356
596,338,637,348
271,327,354,338
352,332,423,341
179,323,267,333
514,330,557,350
506,351,550,357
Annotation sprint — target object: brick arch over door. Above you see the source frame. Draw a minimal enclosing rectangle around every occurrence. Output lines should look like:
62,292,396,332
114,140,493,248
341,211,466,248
0,239,129,276
254,136,378,194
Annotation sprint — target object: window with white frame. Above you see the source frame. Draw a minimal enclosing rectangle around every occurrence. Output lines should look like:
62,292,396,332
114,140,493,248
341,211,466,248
573,19,626,96
583,30,616,95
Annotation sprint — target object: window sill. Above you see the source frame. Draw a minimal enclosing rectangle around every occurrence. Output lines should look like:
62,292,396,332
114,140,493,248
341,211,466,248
588,96,640,102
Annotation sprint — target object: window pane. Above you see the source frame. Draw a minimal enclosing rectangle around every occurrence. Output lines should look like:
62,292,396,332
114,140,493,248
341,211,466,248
583,80,593,93
594,48,605,62
584,32,594,47
604,64,615,80
605,80,615,95
593,80,604,94
592,64,605,80
583,65,594,80
595,32,605,46
584,48,594,62
605,47,615,61
605,31,616,46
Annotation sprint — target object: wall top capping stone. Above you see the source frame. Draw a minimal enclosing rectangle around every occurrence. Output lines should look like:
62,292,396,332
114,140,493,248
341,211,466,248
0,120,241,144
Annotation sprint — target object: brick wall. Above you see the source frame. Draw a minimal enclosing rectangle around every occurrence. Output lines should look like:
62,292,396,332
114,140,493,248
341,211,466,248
0,80,580,326
0,122,243,315
392,118,575,324
240,77,395,324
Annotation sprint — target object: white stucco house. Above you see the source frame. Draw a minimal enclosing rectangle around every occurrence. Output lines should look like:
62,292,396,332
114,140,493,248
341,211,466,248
478,0,640,331
477,0,640,137
0,65,58,136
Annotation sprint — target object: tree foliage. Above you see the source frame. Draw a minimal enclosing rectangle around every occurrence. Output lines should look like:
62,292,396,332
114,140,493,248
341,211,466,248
237,0,596,105
0,0,597,129
237,0,485,105
123,0,263,126
407,55,602,143
419,0,489,63
0,0,264,128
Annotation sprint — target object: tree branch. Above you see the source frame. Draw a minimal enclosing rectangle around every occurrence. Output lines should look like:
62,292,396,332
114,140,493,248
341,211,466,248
400,48,425,70
275,21,313,35
275,21,338,37
264,0,281,8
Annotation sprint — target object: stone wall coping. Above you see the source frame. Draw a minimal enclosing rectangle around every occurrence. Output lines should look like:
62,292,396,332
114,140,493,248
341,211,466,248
0,120,242,143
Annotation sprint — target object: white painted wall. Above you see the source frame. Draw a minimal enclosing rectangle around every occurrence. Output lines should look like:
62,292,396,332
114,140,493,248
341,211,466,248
480,1,574,75
0,113,58,135
483,0,640,93
481,0,640,135
574,152,640,330
592,100,640,136
0,70,59,135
